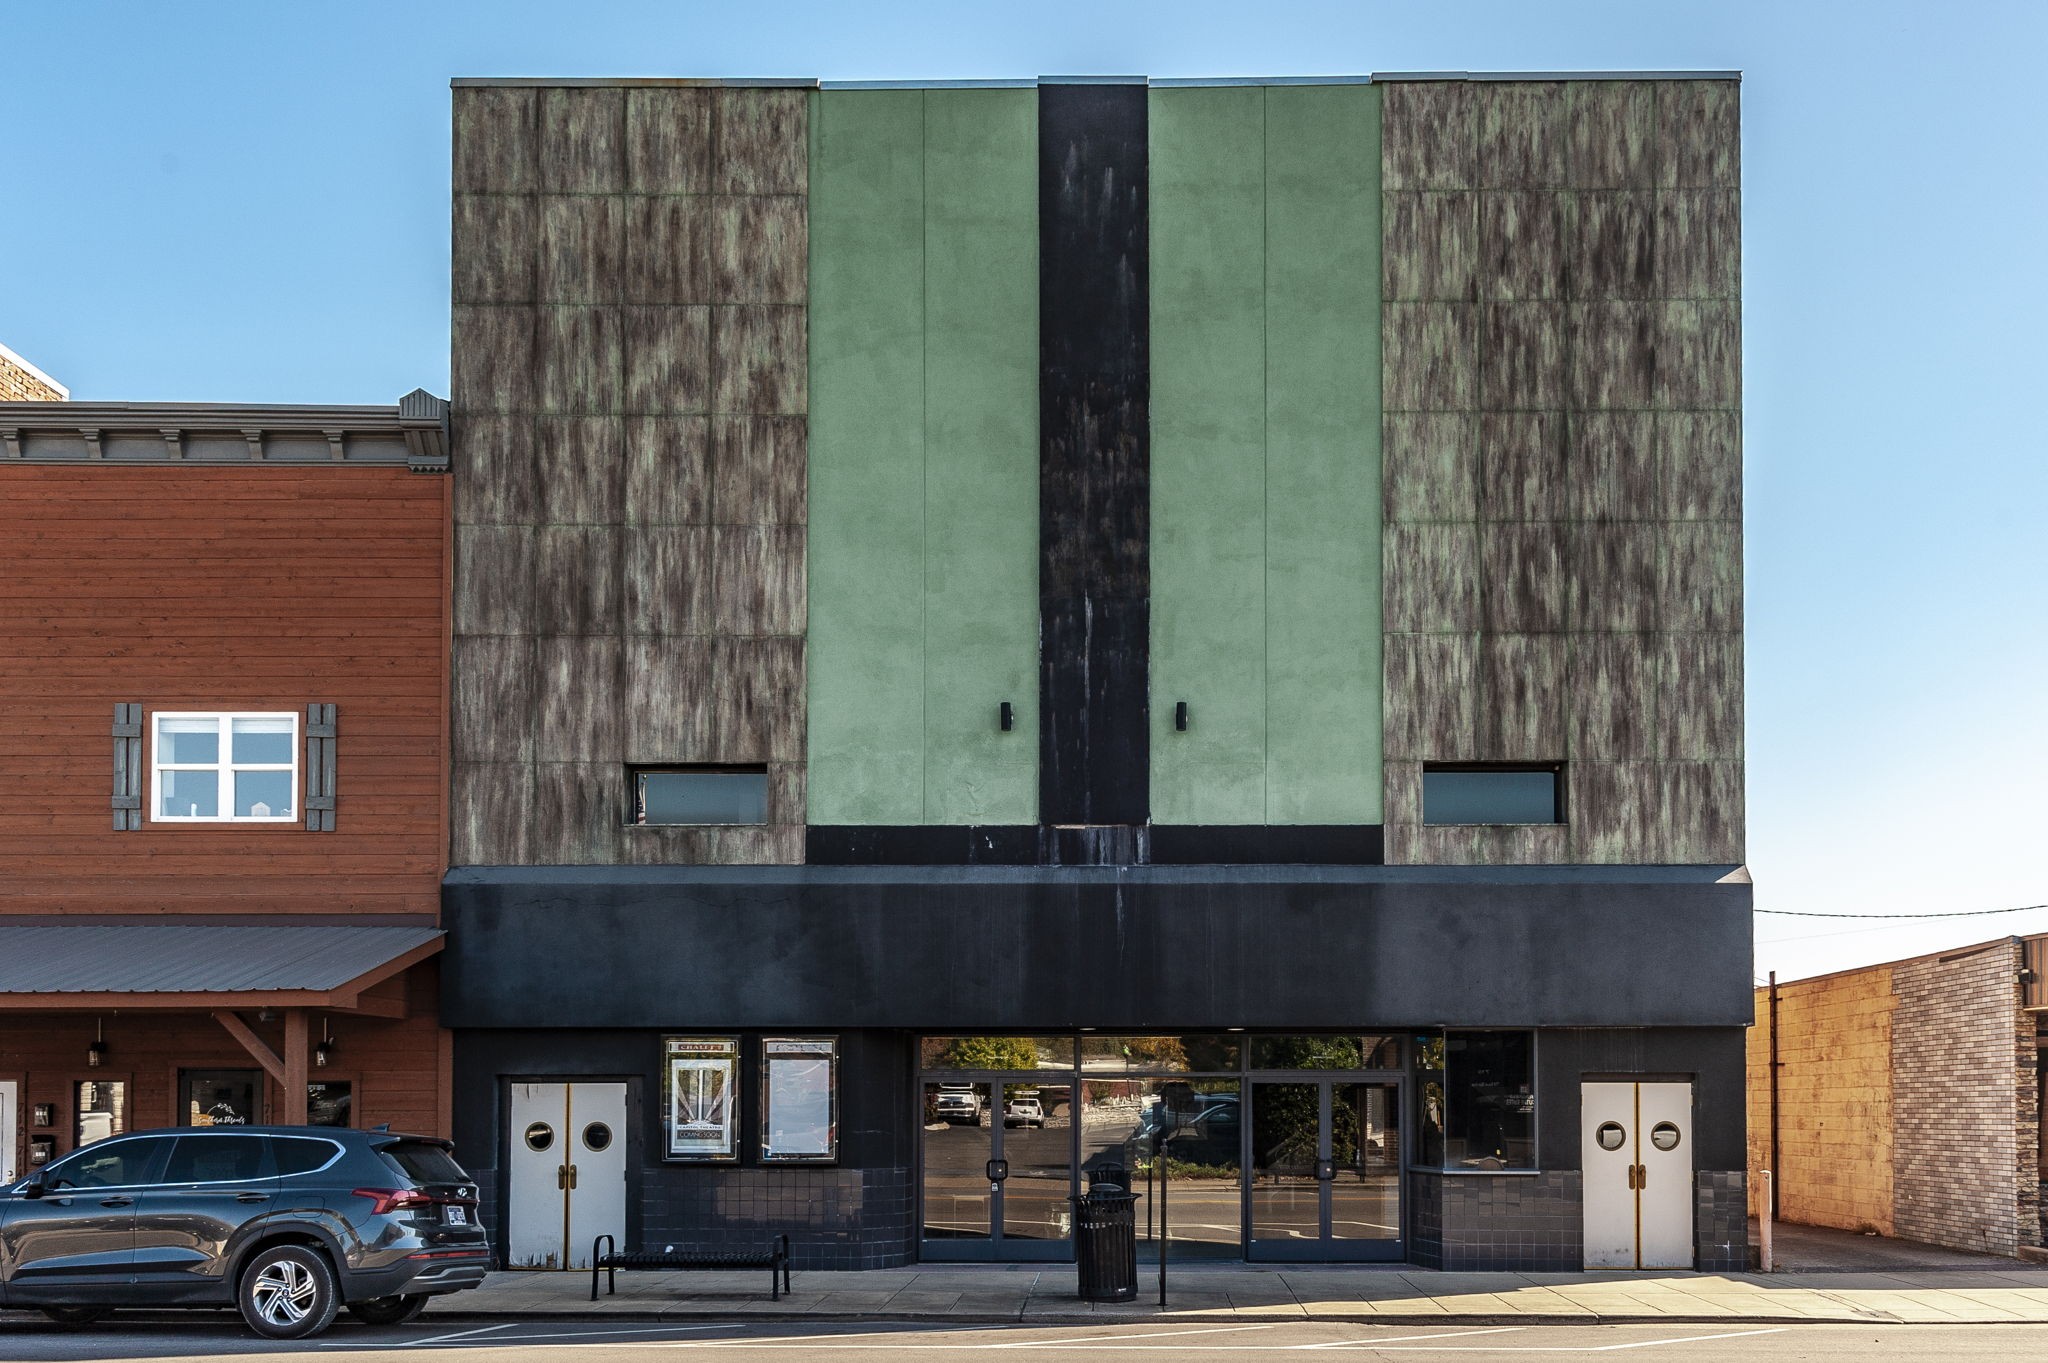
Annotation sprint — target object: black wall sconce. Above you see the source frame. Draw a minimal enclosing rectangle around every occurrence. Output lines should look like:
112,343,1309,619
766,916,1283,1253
87,1017,107,1068
999,701,1014,732
314,1017,336,1069
1174,701,1189,732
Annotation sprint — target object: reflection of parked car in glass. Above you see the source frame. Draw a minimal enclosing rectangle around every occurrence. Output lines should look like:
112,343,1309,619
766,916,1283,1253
1137,1095,1240,1167
933,1087,982,1124
1002,1097,1043,1128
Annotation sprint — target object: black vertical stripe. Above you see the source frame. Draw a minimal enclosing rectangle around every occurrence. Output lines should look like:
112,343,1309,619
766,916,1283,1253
1038,82,1150,828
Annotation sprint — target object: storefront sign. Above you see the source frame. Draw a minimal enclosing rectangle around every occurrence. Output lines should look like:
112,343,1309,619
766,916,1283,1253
761,1037,837,1163
662,1036,738,1161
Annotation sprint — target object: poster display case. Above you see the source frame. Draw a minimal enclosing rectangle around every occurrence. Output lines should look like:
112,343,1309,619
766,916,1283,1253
761,1037,837,1163
662,1036,739,1161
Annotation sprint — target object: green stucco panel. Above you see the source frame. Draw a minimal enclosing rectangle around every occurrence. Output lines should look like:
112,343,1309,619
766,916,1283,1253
1148,84,1383,825
807,89,1039,825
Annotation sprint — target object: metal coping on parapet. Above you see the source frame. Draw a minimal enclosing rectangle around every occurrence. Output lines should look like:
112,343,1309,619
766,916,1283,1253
1371,69,1742,82
452,70,1743,91
450,77,819,88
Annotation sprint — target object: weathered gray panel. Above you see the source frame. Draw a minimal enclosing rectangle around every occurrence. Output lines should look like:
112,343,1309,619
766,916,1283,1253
1381,192,1475,302
1383,412,1476,523
1659,522,1742,633
536,306,623,415
712,524,806,638
537,195,622,304
531,525,622,636
1655,300,1741,409
1383,302,1477,411
1658,632,1743,761
710,414,807,526
1477,190,1567,301
539,87,627,194
451,305,537,416
1566,411,1657,522
713,88,807,196
623,635,717,760
1381,81,1473,191
453,524,538,636
1571,190,1658,300
623,415,712,525
1383,632,1477,762
1475,82,1567,189
621,305,711,415
1655,189,1739,300
1405,822,1570,866
1655,411,1740,520
1657,760,1744,862
533,416,624,526
453,87,538,193
710,636,806,762
1479,301,1566,411
452,413,539,526
711,306,807,415
709,196,808,304
529,761,623,863
452,636,537,763
1479,523,1567,633
1477,411,1566,521
1568,82,1656,189
452,762,535,865
532,636,626,763
1478,633,1567,758
1383,523,1480,632
1568,759,1660,862
1567,301,1657,411
1565,633,1657,761
1656,81,1741,190
621,526,714,636
621,196,710,306
626,87,713,193
1567,524,1660,632
620,825,707,866
452,194,538,304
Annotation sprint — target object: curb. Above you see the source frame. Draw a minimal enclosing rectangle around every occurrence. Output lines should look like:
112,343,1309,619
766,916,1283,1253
421,1308,2048,1327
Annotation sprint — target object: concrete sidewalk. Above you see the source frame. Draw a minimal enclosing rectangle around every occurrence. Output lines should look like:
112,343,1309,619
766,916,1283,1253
450,1260,2048,1326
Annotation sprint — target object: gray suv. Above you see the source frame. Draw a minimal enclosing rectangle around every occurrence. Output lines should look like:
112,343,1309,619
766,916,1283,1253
0,1126,488,1339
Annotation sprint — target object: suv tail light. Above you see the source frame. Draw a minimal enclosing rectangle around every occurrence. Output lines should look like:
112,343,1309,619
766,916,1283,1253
353,1187,435,1215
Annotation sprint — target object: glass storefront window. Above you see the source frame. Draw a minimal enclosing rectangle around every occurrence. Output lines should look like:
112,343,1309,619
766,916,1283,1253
1079,1035,1241,1073
920,1036,1074,1071
1412,1030,1535,1171
74,1080,127,1147
306,1081,352,1127
1249,1035,1401,1070
1078,1077,1242,1260
182,1070,262,1127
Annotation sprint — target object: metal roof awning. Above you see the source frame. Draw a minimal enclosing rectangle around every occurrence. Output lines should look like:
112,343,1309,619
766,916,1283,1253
0,924,443,1012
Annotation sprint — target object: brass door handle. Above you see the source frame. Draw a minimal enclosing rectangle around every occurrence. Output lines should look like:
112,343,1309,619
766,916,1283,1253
1627,1163,1646,1189
568,1163,579,1189
557,1164,569,1190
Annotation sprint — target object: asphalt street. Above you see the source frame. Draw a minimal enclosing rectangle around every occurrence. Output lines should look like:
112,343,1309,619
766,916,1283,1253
4,1318,2048,1361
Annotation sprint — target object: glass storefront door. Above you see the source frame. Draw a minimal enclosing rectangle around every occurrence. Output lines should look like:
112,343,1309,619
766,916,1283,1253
1249,1079,1402,1261
920,1080,1074,1260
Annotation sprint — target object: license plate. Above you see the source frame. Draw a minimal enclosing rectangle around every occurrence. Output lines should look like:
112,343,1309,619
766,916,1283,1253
445,1205,469,1226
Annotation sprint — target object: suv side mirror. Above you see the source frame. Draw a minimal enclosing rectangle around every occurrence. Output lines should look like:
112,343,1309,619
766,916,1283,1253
19,1177,46,1200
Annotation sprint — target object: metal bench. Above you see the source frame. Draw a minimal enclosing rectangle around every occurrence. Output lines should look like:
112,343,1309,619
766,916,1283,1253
589,1233,792,1302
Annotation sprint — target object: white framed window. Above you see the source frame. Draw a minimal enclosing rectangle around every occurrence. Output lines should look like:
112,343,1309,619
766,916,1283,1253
150,712,299,823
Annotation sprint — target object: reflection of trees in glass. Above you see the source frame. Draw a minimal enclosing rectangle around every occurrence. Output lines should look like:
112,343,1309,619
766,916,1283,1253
931,1037,1043,1071
1254,1085,1320,1170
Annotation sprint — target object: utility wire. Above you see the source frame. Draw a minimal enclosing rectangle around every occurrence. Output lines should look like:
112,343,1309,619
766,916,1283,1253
1756,902,2048,920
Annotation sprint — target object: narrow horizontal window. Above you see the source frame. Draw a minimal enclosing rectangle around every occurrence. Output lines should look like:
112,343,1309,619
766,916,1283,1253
633,766,769,826
151,712,298,823
1421,764,1562,825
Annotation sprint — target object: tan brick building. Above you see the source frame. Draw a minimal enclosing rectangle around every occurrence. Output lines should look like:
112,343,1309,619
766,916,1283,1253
0,342,67,402
1749,934,2048,1257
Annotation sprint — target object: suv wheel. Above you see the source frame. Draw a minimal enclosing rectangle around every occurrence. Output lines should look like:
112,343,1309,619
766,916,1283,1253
347,1294,429,1327
40,1306,114,1326
238,1244,341,1340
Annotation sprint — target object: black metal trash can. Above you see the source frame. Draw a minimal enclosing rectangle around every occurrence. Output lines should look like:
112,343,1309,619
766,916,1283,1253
1071,1186,1138,1302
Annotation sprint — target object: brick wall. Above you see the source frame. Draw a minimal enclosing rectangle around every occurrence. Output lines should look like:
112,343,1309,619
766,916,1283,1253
1746,966,1894,1232
0,345,65,401
1892,941,2030,1255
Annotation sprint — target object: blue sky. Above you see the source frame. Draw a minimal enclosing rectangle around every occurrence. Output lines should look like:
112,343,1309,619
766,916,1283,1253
4,1,2044,982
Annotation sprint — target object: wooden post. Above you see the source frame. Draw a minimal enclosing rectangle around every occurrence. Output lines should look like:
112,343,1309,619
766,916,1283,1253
283,1009,309,1126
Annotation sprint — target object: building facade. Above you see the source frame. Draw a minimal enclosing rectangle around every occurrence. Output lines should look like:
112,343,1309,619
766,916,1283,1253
0,391,454,1181
1748,936,2047,1259
440,72,1750,1272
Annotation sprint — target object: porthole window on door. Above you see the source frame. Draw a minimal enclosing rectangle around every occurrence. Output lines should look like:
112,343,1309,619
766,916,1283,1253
1595,1121,1626,1152
583,1122,613,1152
524,1122,555,1153
1649,1121,1681,1152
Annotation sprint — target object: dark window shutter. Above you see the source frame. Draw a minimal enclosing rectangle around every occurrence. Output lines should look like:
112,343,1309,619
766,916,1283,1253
111,703,143,830
305,703,337,831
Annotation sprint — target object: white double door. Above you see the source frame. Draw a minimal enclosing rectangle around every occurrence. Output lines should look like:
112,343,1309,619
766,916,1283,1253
507,1081,627,1270
1,1081,16,1185
1582,1080,1693,1270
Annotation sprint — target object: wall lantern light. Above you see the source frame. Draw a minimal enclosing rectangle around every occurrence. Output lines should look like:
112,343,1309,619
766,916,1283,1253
87,1017,107,1068
314,1017,335,1069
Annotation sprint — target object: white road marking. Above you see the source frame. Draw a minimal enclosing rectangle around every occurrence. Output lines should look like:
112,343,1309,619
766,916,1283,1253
1344,1326,1790,1352
321,1322,741,1349
326,1322,517,1347
994,1324,1282,1347
1297,1328,1528,1349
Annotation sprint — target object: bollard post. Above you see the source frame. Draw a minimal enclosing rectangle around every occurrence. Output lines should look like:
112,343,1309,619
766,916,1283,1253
1758,1170,1774,1273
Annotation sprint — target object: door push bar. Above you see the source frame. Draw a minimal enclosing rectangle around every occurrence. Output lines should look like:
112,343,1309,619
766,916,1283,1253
1626,1163,1647,1189
557,1163,579,1190
986,1158,1009,1191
